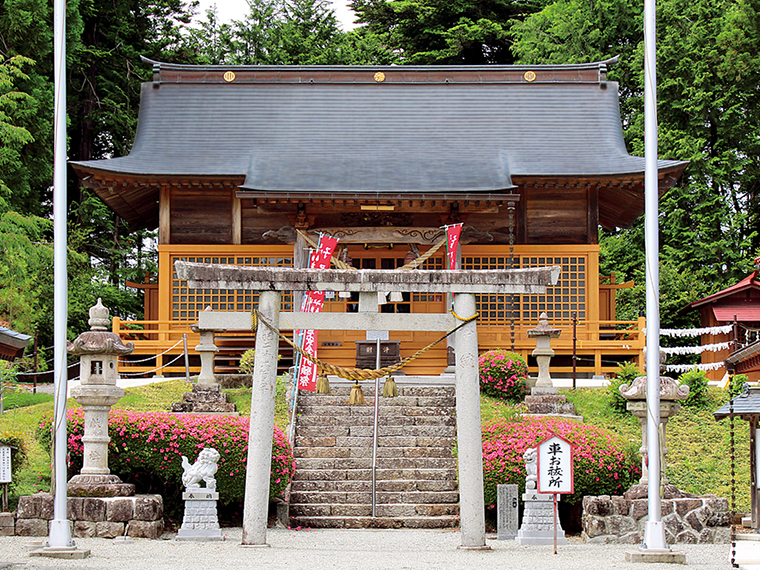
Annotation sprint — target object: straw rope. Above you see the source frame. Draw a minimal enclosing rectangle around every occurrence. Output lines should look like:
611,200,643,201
251,307,477,381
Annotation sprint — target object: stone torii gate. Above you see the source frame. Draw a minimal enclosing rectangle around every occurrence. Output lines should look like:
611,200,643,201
175,262,560,549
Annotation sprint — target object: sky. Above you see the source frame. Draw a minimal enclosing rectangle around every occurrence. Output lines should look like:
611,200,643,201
195,0,358,31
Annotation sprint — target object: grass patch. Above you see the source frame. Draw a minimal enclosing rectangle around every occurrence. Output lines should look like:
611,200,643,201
1,390,53,411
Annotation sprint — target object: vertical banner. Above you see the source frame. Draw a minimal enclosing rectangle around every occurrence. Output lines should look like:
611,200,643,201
445,224,463,271
296,235,339,391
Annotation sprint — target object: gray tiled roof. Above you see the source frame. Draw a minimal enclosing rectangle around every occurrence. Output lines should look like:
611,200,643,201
0,326,32,349
73,63,685,194
714,386,760,419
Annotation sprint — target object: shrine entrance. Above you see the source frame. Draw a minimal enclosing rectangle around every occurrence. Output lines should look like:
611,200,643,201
175,262,560,549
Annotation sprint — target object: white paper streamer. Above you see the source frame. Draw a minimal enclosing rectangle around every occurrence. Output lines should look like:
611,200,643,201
665,362,725,373
644,325,733,337
660,342,731,355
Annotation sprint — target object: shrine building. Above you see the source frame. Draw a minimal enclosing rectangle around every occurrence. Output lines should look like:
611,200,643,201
71,58,687,378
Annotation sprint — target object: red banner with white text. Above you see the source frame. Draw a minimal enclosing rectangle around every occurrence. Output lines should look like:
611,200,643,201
446,224,462,271
295,235,339,391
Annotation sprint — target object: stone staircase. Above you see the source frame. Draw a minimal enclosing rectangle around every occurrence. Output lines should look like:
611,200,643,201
288,383,460,529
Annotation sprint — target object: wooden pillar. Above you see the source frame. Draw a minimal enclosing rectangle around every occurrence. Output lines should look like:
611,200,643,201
159,185,170,245
232,195,241,245
242,290,281,546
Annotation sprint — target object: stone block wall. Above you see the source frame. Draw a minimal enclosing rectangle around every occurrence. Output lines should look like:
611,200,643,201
14,492,164,539
582,493,730,544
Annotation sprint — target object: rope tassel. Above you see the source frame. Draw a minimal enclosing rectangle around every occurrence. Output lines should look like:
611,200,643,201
349,382,365,405
383,376,398,398
315,372,331,394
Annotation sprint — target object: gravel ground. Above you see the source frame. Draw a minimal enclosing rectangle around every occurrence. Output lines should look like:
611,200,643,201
0,529,742,570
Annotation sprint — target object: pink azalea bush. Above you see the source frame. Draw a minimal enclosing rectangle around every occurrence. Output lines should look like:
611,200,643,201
478,349,529,402
38,409,295,517
482,416,640,510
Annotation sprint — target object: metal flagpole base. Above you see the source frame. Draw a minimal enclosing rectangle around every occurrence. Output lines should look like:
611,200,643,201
643,520,668,550
31,521,90,560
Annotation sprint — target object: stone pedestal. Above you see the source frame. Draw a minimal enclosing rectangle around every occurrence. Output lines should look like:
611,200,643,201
15,492,164,539
523,387,581,420
515,491,567,545
171,383,237,414
177,490,223,541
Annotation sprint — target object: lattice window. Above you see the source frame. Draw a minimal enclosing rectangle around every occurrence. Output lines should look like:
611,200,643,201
519,256,586,322
171,255,293,322
461,254,586,325
461,255,519,325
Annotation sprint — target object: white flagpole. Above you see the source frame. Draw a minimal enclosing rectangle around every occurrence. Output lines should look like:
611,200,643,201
48,0,73,549
643,0,668,551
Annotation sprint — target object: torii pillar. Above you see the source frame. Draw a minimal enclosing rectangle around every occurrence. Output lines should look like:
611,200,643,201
175,262,560,549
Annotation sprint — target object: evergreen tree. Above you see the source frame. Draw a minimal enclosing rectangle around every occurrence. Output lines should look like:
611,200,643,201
511,0,760,327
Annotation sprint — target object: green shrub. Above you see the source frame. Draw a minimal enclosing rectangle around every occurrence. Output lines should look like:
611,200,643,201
678,369,709,409
607,361,642,414
0,430,27,481
482,417,640,510
38,409,295,517
730,374,751,398
239,349,256,375
478,350,529,402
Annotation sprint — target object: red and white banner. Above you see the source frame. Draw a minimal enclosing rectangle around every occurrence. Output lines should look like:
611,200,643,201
296,235,339,391
445,224,462,270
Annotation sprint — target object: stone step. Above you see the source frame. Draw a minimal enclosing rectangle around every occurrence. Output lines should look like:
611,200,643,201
298,386,455,398
288,515,459,529
295,414,456,427
294,456,457,471
297,394,456,407
524,402,577,415
295,424,457,438
295,405,454,419
294,446,454,459
290,490,459,505
524,395,568,405
290,479,458,493
289,502,460,518
294,435,456,448
292,467,458,482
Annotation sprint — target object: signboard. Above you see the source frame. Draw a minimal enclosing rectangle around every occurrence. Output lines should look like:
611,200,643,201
537,434,574,495
497,483,519,540
0,445,11,483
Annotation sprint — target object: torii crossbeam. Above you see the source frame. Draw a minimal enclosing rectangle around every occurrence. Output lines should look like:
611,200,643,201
175,262,560,549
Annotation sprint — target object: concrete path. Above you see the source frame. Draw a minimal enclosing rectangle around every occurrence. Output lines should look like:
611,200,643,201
0,529,738,570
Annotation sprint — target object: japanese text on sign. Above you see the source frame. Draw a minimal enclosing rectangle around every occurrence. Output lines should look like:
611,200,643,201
537,435,573,494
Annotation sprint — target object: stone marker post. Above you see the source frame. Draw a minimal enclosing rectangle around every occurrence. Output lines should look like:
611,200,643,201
497,484,519,540
454,293,488,549
242,290,281,546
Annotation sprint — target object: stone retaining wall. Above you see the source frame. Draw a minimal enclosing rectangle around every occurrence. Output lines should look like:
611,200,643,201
13,492,164,539
582,490,730,544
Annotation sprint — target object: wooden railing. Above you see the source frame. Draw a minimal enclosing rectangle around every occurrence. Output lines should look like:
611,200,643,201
113,316,645,378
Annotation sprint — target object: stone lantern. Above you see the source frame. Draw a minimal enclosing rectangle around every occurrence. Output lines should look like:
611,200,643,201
66,299,135,496
619,354,689,486
527,312,561,388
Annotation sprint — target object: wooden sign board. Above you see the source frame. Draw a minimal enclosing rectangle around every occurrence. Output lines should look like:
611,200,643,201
0,444,11,483
537,434,574,495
